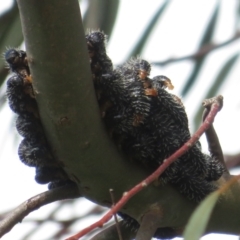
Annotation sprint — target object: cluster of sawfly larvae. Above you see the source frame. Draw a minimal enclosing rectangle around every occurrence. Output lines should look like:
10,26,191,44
5,31,224,239
86,30,224,201
5,49,74,189
85,30,224,238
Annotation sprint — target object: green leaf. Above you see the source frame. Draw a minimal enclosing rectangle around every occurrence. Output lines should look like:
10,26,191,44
198,4,219,47
193,53,239,130
0,3,18,38
181,3,220,96
183,191,220,240
181,58,205,97
83,0,119,38
234,0,240,30
125,0,170,60
0,3,23,88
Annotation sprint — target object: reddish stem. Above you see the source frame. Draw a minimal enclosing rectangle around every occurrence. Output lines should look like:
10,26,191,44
66,96,223,240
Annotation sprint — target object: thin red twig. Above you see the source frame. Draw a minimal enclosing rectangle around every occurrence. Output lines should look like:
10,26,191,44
66,96,223,240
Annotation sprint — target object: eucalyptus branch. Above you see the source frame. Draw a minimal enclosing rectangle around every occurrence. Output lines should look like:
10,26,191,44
0,184,80,238
202,97,228,173
152,31,240,66
15,1,240,239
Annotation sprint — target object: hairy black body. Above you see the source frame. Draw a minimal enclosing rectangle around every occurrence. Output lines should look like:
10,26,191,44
5,48,73,188
84,33,224,201
84,30,225,238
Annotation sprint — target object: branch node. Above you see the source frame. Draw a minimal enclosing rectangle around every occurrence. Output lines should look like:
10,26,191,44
202,95,223,110
141,181,148,187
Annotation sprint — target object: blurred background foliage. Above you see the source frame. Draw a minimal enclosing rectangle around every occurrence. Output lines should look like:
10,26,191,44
0,0,240,239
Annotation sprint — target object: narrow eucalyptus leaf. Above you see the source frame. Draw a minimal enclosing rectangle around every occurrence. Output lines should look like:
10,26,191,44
193,53,239,130
181,3,220,96
199,3,220,47
0,4,23,88
235,0,240,30
181,58,204,96
83,0,119,37
126,0,170,60
184,191,220,240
